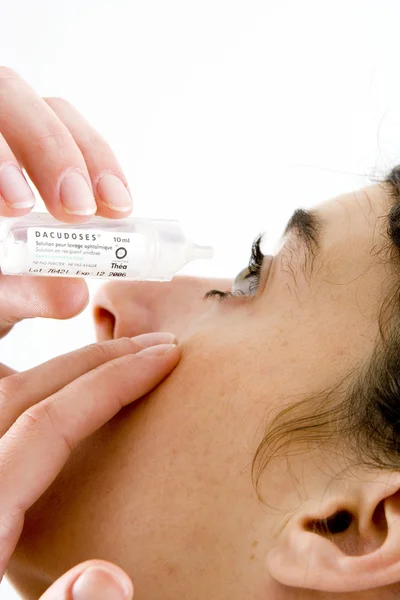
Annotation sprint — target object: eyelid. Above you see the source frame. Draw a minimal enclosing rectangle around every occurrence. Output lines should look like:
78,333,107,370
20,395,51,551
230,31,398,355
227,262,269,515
259,254,274,294
267,232,309,292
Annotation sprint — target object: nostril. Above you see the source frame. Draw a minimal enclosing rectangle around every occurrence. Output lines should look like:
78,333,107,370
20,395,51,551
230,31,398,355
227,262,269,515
93,307,116,340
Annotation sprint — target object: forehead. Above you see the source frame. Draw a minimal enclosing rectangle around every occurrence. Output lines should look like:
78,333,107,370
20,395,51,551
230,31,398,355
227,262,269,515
314,183,391,253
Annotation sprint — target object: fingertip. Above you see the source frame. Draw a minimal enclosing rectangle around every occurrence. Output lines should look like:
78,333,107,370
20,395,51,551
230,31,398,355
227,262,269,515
71,564,133,600
53,278,90,319
94,202,133,220
31,277,90,319
88,561,134,598
135,343,178,357
38,559,134,600
0,201,36,218
0,276,90,322
71,282,91,317
40,204,99,224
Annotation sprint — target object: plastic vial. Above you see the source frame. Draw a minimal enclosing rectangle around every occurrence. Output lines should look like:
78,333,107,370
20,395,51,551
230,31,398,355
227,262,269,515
0,213,213,281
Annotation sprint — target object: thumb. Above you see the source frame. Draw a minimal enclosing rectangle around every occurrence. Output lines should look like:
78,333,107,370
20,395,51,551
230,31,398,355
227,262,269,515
38,559,133,600
0,275,88,338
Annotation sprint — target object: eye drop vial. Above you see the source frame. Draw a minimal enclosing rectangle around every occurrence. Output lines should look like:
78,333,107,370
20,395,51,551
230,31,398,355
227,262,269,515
0,213,213,281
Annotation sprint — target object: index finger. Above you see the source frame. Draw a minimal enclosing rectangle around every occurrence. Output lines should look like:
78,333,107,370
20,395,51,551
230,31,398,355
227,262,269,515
0,333,176,434
0,68,96,221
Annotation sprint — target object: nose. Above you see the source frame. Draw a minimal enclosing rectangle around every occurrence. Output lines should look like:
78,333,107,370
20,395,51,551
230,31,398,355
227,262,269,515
93,276,233,341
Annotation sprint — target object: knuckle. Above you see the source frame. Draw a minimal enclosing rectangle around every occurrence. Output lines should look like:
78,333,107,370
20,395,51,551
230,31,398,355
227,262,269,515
22,401,74,452
116,336,143,356
118,336,136,349
83,337,132,363
74,339,119,369
53,339,135,387
32,124,71,155
10,405,44,440
84,340,116,362
19,403,44,428
0,375,25,406
18,401,52,433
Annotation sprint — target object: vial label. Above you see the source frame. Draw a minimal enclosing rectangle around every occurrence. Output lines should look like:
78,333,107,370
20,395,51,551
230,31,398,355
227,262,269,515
26,227,146,278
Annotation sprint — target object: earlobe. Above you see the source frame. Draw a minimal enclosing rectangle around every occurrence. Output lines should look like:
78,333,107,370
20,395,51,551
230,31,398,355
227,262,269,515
267,482,400,593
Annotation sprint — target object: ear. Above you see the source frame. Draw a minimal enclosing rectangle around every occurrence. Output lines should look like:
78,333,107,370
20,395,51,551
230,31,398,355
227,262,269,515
266,473,400,593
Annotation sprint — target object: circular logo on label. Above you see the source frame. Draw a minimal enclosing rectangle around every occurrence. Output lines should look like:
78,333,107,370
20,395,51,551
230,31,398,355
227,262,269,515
115,247,127,260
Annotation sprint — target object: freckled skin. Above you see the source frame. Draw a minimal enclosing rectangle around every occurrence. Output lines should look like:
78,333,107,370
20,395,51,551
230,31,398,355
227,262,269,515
7,184,397,599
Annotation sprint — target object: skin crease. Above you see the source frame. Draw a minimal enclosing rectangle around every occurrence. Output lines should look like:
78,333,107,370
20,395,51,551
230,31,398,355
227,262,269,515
6,183,399,599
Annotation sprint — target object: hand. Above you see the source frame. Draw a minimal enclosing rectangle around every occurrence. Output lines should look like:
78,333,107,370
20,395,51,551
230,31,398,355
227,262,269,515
0,332,180,599
0,66,134,336
0,67,132,220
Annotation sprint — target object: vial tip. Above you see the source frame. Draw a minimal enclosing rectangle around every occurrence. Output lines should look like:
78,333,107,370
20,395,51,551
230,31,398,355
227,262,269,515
191,243,214,260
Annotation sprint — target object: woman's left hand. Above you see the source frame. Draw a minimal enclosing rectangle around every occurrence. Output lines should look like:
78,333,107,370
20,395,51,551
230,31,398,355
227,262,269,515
2,334,180,599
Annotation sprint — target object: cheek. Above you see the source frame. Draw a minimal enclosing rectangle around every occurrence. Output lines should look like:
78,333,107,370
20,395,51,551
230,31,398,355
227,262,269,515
10,320,268,593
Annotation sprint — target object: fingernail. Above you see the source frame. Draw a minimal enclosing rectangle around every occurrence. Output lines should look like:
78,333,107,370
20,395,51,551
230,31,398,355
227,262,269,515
97,174,132,212
72,566,132,600
0,164,35,208
133,332,177,347
60,171,97,215
136,343,177,357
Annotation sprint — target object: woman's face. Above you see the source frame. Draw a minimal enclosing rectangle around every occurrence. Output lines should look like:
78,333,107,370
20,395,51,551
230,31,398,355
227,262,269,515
9,184,395,599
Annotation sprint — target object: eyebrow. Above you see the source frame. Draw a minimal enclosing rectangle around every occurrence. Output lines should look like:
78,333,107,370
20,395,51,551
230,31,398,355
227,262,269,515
280,208,325,274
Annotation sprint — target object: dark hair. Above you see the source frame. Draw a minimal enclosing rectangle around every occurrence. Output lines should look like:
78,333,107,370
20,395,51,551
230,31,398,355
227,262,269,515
252,166,400,503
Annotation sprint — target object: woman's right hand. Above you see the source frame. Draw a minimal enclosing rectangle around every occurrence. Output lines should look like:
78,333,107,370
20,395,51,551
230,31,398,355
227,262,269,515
0,66,134,340
0,332,180,599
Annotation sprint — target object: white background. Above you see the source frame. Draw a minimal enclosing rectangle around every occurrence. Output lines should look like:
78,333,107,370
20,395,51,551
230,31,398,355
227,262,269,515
1,0,400,597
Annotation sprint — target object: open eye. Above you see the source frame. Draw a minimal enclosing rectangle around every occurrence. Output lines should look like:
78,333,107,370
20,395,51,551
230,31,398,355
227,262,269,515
231,266,259,296
203,234,267,302
231,234,266,296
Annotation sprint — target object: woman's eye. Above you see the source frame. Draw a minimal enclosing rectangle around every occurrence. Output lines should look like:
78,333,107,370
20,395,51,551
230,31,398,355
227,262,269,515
231,267,259,296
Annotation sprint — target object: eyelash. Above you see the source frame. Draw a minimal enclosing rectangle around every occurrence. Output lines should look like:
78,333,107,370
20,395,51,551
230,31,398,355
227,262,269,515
203,233,266,301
